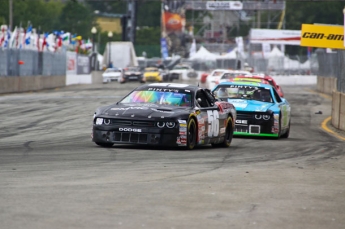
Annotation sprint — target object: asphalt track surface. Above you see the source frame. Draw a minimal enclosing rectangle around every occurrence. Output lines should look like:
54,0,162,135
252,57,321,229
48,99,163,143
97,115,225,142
0,82,344,229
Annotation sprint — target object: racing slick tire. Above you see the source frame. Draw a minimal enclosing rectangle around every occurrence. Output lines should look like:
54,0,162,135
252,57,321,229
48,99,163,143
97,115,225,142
281,120,290,138
95,142,114,147
186,118,197,150
212,116,234,147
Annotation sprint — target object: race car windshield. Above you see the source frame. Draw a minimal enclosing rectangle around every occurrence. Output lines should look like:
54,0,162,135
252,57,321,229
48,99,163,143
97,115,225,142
214,86,273,103
120,90,192,107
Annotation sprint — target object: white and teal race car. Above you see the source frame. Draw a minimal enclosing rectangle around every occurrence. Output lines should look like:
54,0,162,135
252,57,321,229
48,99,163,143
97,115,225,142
212,81,291,138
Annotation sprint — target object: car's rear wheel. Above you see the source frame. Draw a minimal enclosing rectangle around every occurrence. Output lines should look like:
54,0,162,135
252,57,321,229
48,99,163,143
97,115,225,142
186,118,197,150
212,116,233,147
95,142,114,147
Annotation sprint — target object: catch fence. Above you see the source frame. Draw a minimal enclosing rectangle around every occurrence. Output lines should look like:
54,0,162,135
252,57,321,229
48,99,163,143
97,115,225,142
0,49,66,77
316,49,345,93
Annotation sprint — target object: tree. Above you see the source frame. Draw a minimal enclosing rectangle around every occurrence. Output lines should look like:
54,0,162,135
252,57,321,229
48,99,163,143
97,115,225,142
58,1,94,39
0,0,63,31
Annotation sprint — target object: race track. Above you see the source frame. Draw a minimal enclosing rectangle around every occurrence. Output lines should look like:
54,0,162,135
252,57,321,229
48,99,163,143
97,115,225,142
0,82,344,229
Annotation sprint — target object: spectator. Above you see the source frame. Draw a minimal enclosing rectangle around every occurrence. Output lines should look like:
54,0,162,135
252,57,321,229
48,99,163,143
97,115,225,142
108,61,113,68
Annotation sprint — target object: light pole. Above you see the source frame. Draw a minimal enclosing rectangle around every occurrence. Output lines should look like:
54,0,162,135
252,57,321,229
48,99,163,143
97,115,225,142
107,31,113,68
91,26,97,53
90,27,97,71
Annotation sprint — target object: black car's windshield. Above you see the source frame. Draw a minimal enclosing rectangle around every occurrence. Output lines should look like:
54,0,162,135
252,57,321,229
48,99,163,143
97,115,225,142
214,85,273,103
120,90,192,107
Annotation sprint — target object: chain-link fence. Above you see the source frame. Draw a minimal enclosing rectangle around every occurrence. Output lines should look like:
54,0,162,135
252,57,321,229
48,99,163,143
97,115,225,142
317,49,345,93
0,49,66,77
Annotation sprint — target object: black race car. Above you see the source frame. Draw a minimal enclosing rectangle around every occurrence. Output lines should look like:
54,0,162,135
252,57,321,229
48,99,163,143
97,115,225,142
120,66,145,83
92,83,237,149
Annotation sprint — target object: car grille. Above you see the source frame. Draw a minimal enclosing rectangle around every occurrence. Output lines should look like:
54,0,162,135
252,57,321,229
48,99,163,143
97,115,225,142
110,119,155,127
236,113,253,119
114,132,148,143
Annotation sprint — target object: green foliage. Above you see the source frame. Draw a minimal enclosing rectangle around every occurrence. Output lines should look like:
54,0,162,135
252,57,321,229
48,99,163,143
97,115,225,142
285,1,344,30
136,27,161,45
134,45,161,58
58,1,93,38
0,0,63,31
136,1,161,27
85,0,126,14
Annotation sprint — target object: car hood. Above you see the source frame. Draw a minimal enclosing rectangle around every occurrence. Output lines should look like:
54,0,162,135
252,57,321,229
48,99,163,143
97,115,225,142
228,99,274,112
144,72,160,76
101,103,190,119
170,69,187,73
103,72,121,77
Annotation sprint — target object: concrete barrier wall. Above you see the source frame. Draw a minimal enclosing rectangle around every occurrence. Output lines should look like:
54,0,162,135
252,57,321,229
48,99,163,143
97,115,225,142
318,77,345,131
0,76,65,94
339,93,345,131
317,76,337,94
332,91,341,129
331,90,345,132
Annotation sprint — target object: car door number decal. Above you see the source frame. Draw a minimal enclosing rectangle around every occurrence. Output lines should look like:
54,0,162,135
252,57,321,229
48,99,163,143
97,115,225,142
207,110,219,137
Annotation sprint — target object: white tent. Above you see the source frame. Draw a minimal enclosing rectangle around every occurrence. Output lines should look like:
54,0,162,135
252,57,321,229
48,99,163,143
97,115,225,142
267,46,284,58
267,46,284,70
218,47,238,59
102,41,138,69
189,46,220,61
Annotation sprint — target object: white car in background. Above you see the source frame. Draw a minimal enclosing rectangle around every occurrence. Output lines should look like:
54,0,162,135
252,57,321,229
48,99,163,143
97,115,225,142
206,69,252,89
218,70,252,84
102,68,124,83
169,64,197,80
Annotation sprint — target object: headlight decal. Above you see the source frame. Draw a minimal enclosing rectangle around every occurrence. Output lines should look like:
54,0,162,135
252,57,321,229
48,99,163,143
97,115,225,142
95,118,103,125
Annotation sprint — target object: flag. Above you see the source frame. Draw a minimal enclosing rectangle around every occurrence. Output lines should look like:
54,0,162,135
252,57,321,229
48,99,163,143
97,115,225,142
189,39,196,58
9,26,17,48
19,28,26,49
15,27,21,48
37,29,40,51
3,28,11,48
0,26,6,47
42,32,48,51
25,25,32,45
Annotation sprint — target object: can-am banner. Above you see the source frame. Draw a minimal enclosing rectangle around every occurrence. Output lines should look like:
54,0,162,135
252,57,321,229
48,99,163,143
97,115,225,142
250,29,301,45
300,24,345,49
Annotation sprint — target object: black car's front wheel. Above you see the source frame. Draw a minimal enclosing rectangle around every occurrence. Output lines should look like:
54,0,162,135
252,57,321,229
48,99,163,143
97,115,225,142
186,118,197,150
212,116,233,147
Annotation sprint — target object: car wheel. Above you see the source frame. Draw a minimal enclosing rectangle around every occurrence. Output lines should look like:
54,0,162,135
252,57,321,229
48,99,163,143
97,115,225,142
212,116,233,147
95,142,114,147
281,120,290,138
186,118,197,150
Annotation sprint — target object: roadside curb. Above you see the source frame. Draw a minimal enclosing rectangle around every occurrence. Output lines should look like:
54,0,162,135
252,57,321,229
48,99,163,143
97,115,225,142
321,116,345,141
309,89,345,141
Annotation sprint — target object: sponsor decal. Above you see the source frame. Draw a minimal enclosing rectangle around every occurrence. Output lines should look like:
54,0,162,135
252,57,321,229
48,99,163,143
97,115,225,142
176,137,181,144
220,127,226,134
301,24,345,49
236,119,248,125
148,88,179,93
179,131,187,135
178,120,187,124
119,128,142,132
207,110,220,137
180,135,187,140
111,107,148,110
179,127,187,132
179,123,187,127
